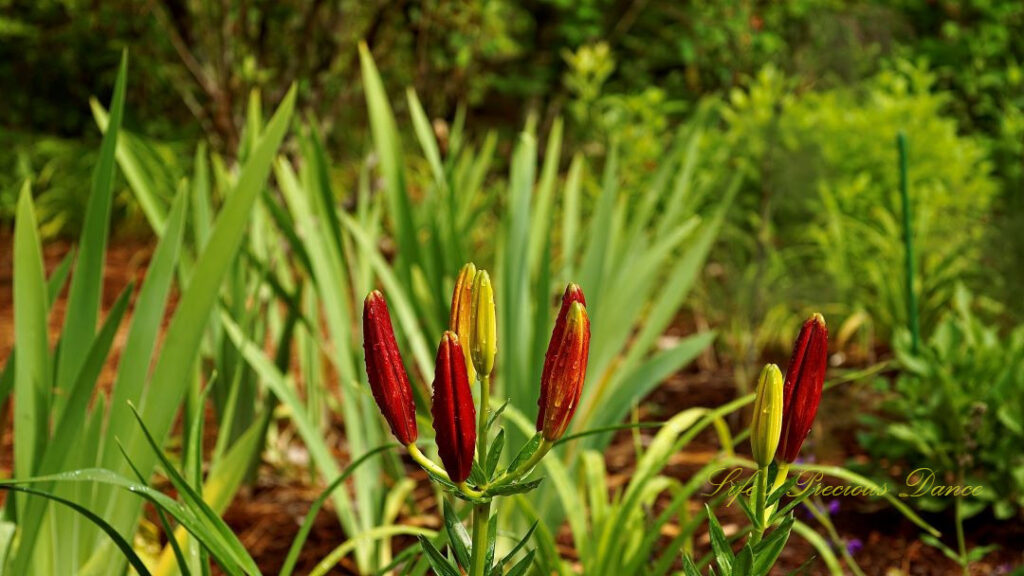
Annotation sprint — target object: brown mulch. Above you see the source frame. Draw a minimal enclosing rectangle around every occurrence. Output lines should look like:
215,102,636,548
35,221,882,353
1,234,1022,574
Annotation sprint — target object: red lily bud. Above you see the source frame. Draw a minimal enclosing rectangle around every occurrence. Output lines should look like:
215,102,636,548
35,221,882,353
777,313,828,463
362,291,418,445
537,287,590,441
431,332,477,483
540,284,587,389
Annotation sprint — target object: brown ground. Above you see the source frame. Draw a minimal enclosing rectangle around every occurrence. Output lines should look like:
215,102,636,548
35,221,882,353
0,235,1021,575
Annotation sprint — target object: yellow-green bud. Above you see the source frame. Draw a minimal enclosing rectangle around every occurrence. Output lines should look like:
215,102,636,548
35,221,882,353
470,270,496,377
751,363,783,468
449,262,477,383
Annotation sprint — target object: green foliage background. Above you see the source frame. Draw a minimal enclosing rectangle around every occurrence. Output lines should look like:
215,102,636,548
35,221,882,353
2,0,1022,527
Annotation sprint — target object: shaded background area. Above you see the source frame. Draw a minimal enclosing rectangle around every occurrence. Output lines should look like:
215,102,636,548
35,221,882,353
2,1,1021,316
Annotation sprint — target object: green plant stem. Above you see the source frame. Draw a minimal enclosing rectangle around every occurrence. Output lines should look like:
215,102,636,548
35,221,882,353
471,501,491,576
750,466,769,545
955,470,968,575
897,131,920,354
407,444,484,499
764,462,790,520
805,496,867,576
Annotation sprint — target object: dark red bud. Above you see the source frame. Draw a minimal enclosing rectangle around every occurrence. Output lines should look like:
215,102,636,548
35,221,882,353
537,283,587,419
431,332,477,483
777,313,828,463
362,291,418,445
537,291,590,441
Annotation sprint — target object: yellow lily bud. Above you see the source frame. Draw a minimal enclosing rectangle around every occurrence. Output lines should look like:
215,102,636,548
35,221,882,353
470,270,496,377
449,262,477,383
751,363,783,468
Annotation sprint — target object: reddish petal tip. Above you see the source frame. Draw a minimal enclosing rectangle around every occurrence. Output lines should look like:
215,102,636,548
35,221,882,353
564,283,587,307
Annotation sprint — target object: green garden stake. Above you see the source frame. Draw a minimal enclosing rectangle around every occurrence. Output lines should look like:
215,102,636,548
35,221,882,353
897,132,920,354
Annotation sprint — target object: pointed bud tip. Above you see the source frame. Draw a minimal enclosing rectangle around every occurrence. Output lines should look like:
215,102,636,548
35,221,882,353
476,270,492,287
564,283,587,306
365,290,384,304
810,313,826,328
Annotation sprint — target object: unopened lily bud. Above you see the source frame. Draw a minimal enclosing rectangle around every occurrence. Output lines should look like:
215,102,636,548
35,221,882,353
449,263,478,383
470,271,496,378
778,313,828,463
431,332,477,483
751,364,783,468
362,291,418,445
537,294,590,441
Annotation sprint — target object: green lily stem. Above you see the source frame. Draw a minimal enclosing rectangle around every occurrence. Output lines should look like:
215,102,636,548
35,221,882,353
763,462,790,520
406,443,484,499
469,374,492,576
750,466,769,545
470,501,491,576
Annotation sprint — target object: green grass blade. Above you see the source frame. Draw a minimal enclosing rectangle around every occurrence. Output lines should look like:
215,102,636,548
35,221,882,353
13,283,132,570
12,182,51,488
279,445,397,576
359,43,422,288
406,89,445,190
191,142,213,250
55,52,128,413
102,187,188,473
528,118,563,278
578,142,619,309
219,313,357,555
104,85,295,544
559,154,584,282
0,484,151,576
127,406,260,575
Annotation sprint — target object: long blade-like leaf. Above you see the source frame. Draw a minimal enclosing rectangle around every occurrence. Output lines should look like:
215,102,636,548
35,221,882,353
55,51,128,413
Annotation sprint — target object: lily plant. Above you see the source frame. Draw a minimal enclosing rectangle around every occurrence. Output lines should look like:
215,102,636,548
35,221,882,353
362,263,591,576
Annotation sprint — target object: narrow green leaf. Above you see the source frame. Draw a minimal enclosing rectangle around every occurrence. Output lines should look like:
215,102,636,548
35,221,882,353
753,516,794,576
495,522,537,574
705,504,733,575
12,183,50,486
128,406,260,574
503,549,536,576
486,429,505,478
56,51,128,411
415,535,461,576
15,283,132,563
359,43,422,288
527,118,563,277
0,484,151,576
792,520,843,576
103,187,188,472
734,544,753,576
279,445,395,576
442,499,472,570
105,85,296,545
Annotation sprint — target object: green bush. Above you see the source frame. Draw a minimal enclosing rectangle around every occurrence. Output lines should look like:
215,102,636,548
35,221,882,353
698,61,998,369
859,286,1024,520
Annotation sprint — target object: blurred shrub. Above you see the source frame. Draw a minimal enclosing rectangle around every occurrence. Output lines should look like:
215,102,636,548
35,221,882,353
859,286,1024,520
887,0,1024,318
697,61,997,372
0,129,172,238
561,42,683,185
